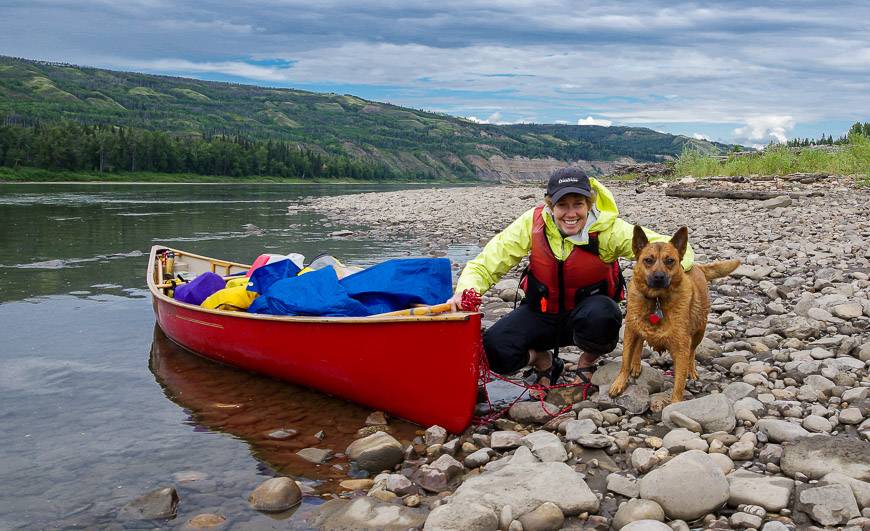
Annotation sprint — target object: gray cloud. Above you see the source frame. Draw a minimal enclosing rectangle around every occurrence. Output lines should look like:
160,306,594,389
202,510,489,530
0,0,867,141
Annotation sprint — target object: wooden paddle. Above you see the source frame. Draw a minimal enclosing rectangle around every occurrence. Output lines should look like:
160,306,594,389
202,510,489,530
374,302,454,317
372,289,482,317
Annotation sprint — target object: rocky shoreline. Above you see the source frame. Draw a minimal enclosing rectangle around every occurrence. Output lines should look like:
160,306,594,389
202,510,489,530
126,175,869,530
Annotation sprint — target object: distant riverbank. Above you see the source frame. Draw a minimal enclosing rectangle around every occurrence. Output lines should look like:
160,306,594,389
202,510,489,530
0,167,474,185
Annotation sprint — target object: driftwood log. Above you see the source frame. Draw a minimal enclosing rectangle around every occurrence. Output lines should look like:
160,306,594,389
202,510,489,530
665,186,824,200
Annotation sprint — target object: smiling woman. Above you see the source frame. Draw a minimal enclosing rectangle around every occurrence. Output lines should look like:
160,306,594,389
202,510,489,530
449,167,696,394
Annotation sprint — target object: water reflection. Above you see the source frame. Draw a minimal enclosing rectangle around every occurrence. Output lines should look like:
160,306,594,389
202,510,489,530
148,325,419,491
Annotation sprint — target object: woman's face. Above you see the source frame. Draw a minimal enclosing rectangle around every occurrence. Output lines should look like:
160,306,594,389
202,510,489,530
552,193,589,236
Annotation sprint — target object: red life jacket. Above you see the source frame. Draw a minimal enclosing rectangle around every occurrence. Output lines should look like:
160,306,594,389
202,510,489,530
524,205,624,314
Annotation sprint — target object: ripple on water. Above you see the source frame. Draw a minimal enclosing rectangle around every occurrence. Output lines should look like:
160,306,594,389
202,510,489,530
7,250,143,269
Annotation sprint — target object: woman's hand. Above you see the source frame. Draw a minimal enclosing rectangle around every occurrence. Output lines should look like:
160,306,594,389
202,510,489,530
447,289,479,311
446,291,463,312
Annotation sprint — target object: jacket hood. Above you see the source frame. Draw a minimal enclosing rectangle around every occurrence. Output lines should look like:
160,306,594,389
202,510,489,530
587,177,620,233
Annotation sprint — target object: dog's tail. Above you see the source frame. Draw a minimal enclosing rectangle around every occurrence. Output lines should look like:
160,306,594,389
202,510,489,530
697,259,741,281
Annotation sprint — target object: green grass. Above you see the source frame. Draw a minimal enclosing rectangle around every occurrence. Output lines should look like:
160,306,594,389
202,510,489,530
674,134,870,183
0,166,471,184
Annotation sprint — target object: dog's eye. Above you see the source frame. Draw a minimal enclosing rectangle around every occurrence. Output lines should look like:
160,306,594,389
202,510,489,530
665,257,676,266
643,257,655,265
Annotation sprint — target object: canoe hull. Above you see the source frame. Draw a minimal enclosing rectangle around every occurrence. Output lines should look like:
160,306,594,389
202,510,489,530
149,246,482,433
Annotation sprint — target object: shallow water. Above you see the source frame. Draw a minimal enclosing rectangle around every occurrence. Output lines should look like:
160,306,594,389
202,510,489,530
0,182,483,529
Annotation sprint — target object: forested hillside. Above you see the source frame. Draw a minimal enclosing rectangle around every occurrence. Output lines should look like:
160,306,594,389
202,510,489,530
0,56,731,180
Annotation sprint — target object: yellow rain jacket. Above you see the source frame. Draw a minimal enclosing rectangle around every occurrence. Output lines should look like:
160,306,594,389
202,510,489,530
455,178,694,295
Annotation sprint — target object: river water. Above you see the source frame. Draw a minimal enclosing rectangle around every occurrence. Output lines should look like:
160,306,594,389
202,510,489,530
0,182,482,529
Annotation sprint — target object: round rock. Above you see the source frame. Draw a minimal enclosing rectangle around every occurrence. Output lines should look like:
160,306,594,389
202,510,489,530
621,520,673,531
612,499,665,530
517,501,564,531
662,393,735,433
248,477,302,512
345,431,404,473
638,450,729,520
423,502,498,530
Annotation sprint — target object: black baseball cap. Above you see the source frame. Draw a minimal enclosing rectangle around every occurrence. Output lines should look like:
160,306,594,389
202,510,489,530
547,167,592,203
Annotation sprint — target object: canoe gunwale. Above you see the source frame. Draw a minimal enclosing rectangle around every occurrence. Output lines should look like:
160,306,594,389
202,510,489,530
147,244,477,324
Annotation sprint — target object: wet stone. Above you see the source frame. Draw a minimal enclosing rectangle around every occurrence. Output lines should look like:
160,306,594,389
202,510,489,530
311,496,428,530
365,411,388,426
119,486,179,520
248,477,302,512
186,513,226,529
345,431,404,473
296,447,332,464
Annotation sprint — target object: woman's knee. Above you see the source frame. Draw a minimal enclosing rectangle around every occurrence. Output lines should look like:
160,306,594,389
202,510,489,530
572,296,622,354
483,328,529,375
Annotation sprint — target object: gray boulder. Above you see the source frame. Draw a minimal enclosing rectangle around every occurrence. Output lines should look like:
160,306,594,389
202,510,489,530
509,401,562,424
522,430,568,462
449,462,599,516
756,419,811,443
490,430,523,450
517,501,564,531
310,496,428,530
248,477,301,512
611,499,665,530
662,393,735,433
346,431,404,473
597,383,651,414
592,361,664,393
606,473,640,498
795,483,860,527
726,469,794,512
424,502,498,530
638,450,729,520
621,520,673,531
723,381,756,402
821,472,870,509
781,436,870,481
564,419,597,441
119,487,179,520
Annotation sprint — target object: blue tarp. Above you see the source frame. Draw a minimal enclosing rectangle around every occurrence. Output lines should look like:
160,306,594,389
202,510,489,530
247,266,369,316
246,258,301,294
341,258,453,315
247,257,453,317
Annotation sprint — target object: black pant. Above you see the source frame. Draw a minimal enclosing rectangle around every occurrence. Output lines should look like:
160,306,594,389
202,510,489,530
483,295,622,375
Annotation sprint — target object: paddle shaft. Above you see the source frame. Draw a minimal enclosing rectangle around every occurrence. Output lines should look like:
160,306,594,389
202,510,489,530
374,302,454,317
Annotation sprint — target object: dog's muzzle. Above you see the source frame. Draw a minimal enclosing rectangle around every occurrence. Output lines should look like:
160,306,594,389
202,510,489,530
647,272,671,289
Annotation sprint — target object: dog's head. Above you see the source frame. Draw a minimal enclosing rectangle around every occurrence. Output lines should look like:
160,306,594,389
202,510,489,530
632,226,689,291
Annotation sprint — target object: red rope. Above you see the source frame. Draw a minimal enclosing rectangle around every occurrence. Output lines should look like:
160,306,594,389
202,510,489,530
472,346,592,427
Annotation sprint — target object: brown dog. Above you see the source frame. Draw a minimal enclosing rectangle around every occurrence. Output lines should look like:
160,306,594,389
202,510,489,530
609,226,740,403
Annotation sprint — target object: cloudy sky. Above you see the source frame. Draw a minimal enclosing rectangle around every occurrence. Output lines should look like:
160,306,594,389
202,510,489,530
1,1,868,145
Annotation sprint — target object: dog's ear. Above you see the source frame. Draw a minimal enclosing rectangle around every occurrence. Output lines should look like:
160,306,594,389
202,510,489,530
670,226,689,259
632,225,649,259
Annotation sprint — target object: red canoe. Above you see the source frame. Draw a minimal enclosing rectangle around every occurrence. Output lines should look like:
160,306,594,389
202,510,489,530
147,245,483,433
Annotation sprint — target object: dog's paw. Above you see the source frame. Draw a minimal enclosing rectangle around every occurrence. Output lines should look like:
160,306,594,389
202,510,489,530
688,366,699,380
609,374,629,397
629,362,642,378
